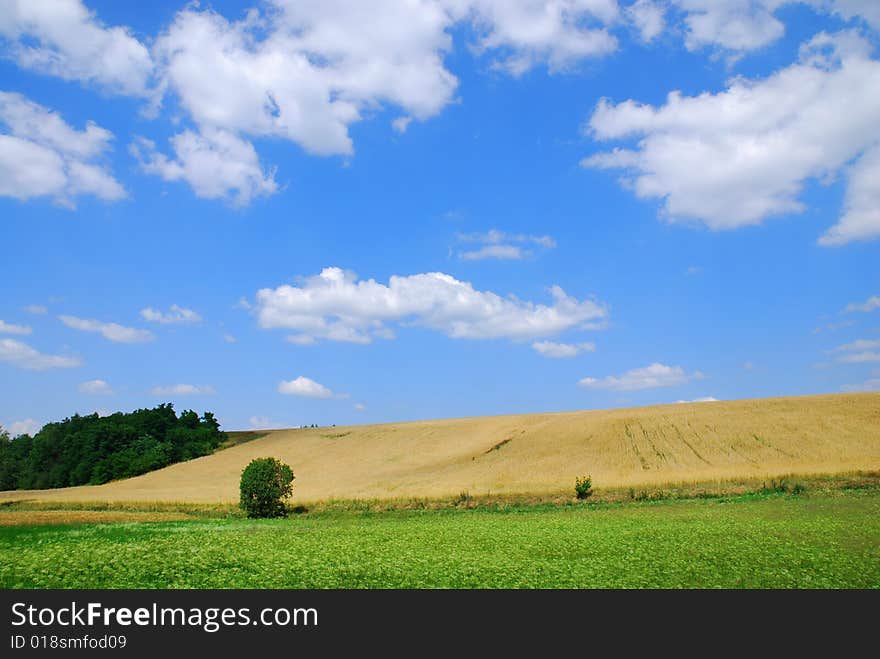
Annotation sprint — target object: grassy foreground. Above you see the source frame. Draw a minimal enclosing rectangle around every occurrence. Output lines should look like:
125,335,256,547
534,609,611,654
2,488,878,588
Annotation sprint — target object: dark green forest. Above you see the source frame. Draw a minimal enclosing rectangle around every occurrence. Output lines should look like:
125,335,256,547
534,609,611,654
0,404,225,490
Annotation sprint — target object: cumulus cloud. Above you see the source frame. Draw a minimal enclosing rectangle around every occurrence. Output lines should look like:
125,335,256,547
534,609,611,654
673,0,787,54
626,0,665,42
278,376,334,398
0,320,31,335
78,379,113,395
0,91,125,205
59,315,154,343
844,295,880,313
130,131,278,206
458,0,620,75
583,31,880,245
256,266,607,344
669,1,880,55
150,384,215,396
532,340,596,358
6,418,41,437
0,338,81,370
150,1,457,159
0,0,153,96
579,362,704,391
140,304,202,325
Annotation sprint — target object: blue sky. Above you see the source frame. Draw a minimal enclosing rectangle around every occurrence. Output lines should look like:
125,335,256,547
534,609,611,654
1,0,878,434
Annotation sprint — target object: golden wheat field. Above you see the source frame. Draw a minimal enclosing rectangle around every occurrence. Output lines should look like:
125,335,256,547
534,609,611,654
1,393,878,504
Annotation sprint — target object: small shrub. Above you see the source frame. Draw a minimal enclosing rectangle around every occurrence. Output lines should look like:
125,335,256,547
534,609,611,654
239,457,295,518
575,476,593,500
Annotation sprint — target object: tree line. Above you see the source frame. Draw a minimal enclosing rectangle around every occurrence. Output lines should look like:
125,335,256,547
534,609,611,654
0,404,226,490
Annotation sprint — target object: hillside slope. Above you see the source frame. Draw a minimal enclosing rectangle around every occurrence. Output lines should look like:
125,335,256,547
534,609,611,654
2,393,878,503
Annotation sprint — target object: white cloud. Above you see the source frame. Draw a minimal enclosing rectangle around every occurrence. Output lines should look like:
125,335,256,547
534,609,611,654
626,0,665,42
532,340,596,358
457,229,556,248
7,418,41,436
59,315,154,343
673,0,787,54
579,362,704,391
819,143,880,245
675,396,719,403
456,229,556,261
151,384,215,396
223,334,237,344
0,0,153,96
278,376,334,398
78,379,113,395
583,31,880,245
354,402,367,411
24,304,47,315
828,0,880,30
249,416,276,430
0,91,125,205
392,116,413,133
256,266,607,344
831,338,880,352
844,295,880,313
285,334,318,346
460,0,620,75
837,351,880,363
841,377,880,392
0,320,31,335
0,338,81,370
130,131,278,206
460,245,525,261
140,304,202,325
152,1,457,159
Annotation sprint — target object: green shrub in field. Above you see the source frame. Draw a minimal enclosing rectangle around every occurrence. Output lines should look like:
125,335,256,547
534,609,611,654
239,457,295,518
575,476,593,500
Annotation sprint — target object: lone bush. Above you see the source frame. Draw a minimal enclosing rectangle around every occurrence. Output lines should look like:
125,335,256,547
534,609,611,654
575,475,593,500
239,457,295,518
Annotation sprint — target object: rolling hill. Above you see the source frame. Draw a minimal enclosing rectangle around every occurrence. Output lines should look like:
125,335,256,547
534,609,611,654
2,393,878,503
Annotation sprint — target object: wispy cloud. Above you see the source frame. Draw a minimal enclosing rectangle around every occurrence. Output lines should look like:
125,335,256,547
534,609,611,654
140,304,202,325
844,295,880,314
455,229,556,261
60,315,154,343
579,363,704,392
0,320,32,335
532,340,595,358
0,338,82,370
151,384,215,396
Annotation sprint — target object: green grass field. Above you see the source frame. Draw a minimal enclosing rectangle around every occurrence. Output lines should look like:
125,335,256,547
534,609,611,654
2,488,878,588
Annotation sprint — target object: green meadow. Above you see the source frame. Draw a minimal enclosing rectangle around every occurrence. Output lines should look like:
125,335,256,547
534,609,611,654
2,488,878,589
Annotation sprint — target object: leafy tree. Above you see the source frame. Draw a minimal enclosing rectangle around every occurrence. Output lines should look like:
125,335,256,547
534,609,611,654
239,457,295,518
0,404,226,491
